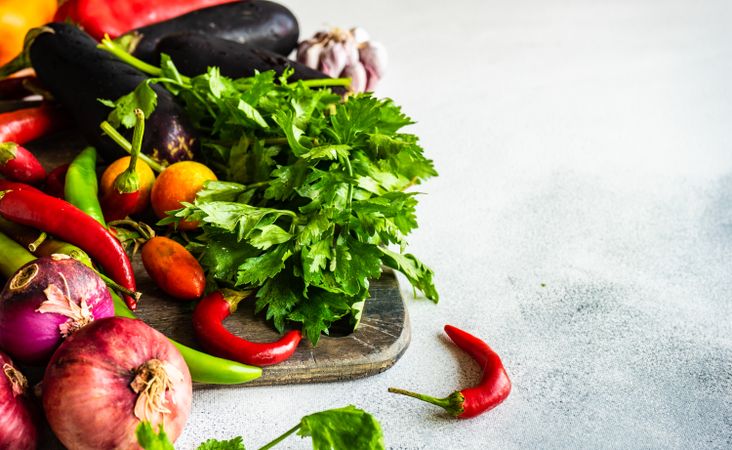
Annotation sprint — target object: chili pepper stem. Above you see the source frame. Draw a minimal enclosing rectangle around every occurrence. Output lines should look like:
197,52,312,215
27,231,46,252
257,424,301,450
220,288,253,313
92,267,142,302
387,387,465,417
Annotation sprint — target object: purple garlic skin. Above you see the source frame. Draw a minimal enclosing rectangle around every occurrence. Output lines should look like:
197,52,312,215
296,27,388,93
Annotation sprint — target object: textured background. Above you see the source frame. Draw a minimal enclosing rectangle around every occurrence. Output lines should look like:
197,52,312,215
176,0,732,448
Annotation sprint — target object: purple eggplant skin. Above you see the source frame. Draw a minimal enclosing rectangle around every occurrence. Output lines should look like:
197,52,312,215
28,23,198,164
0,256,114,365
125,0,299,64
154,33,346,94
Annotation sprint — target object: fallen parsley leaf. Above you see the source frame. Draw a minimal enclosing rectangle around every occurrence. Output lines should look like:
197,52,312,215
298,405,385,450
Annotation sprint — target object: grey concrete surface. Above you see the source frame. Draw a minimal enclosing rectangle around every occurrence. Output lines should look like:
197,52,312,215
176,1,732,448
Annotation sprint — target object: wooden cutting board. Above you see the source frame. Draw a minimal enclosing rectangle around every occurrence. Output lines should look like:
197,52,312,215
18,125,411,387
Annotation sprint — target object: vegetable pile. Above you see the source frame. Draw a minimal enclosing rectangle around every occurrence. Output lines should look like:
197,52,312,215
0,0,511,447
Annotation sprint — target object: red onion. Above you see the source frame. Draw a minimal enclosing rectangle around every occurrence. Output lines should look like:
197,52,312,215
0,351,37,450
43,317,192,450
0,255,114,365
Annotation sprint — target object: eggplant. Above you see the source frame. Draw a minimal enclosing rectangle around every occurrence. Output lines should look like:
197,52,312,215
124,0,299,64
153,33,345,94
28,23,198,164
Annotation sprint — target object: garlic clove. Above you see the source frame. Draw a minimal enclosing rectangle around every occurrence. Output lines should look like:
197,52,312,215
319,42,349,78
342,35,361,68
343,62,368,93
364,65,380,92
297,40,324,70
359,41,388,79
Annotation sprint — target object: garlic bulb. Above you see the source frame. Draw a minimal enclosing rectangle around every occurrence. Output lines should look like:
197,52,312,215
296,27,388,93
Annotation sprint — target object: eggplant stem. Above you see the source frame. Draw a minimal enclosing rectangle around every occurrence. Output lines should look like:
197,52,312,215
98,36,192,85
98,36,162,77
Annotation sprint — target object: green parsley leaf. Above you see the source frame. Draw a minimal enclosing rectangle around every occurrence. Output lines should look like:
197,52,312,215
379,247,439,302
298,405,385,450
103,80,158,128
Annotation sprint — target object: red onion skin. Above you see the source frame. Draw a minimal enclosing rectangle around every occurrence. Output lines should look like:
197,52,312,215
0,351,37,450
0,257,114,365
43,317,192,450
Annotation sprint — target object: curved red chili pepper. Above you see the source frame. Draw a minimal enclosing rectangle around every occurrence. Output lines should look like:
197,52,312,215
193,290,302,366
0,180,138,309
389,324,511,419
0,104,67,144
0,142,46,184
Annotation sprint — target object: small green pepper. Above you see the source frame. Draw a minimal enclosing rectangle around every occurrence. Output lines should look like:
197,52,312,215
64,146,106,226
111,293,262,385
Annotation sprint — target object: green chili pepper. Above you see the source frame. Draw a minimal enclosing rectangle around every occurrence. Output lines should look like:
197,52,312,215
35,238,94,268
0,230,35,278
111,293,262,385
64,146,106,226
0,216,47,251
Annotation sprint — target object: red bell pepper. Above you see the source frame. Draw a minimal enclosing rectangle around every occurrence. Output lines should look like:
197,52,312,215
54,0,240,40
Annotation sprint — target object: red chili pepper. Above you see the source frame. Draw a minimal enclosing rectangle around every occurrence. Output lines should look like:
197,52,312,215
389,325,511,418
0,180,138,309
54,0,239,40
0,104,66,145
43,163,69,198
0,142,46,184
193,290,302,366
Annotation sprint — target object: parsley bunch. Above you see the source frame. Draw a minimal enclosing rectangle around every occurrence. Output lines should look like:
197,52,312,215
102,46,438,344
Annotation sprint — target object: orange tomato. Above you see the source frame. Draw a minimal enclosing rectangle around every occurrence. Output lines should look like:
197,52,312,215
150,161,216,230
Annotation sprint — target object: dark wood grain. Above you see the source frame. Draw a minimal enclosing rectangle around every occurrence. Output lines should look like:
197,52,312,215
15,117,411,387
